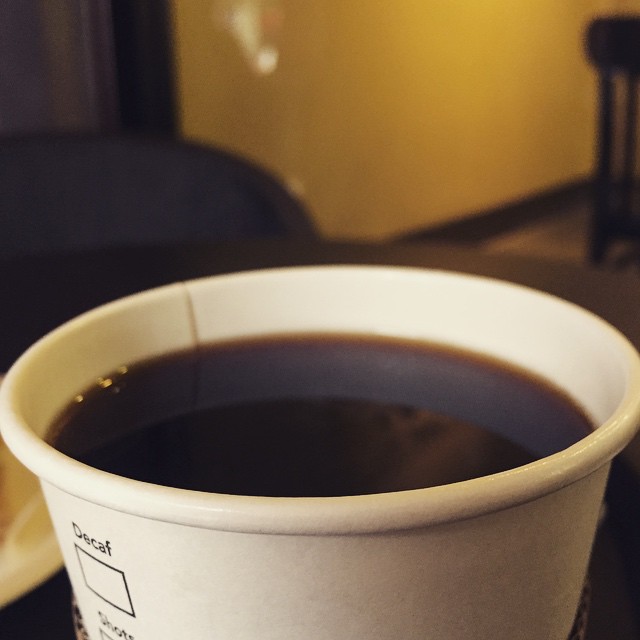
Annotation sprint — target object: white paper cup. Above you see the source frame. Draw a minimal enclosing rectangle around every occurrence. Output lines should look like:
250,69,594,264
1,266,640,639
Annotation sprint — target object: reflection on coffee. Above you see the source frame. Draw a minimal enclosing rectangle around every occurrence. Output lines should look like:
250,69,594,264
47,334,593,497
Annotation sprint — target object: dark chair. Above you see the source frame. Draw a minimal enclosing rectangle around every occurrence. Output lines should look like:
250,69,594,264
586,16,640,263
0,134,316,258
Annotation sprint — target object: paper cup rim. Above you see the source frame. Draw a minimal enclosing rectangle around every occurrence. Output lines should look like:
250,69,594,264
2,265,640,535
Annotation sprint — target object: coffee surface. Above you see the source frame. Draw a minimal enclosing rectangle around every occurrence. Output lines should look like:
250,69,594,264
48,334,593,497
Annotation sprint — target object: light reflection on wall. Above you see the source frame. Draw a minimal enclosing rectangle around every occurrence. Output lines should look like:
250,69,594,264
214,0,283,75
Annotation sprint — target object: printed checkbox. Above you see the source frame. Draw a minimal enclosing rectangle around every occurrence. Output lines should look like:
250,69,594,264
75,545,135,616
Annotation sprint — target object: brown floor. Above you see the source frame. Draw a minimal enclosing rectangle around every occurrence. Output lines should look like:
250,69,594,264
479,203,591,263
476,196,640,272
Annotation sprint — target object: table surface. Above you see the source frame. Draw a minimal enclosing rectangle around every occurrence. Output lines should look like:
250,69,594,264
1,239,640,640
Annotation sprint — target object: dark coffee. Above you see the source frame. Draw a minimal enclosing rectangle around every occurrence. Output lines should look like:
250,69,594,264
47,334,593,497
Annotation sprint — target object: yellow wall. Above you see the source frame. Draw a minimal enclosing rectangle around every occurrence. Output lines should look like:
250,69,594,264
172,0,620,240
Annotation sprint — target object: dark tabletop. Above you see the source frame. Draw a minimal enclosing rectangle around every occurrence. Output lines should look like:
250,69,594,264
1,239,640,639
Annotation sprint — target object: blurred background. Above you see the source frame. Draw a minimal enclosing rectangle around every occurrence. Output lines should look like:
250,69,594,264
0,0,637,244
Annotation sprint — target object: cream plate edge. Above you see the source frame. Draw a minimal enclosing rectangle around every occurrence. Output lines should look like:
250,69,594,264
0,374,64,609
